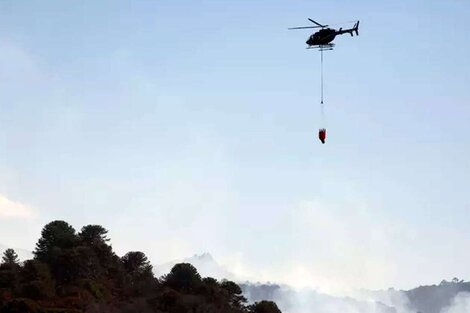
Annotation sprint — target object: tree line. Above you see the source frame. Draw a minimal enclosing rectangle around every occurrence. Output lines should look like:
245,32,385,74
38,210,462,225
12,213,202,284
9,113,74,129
0,220,282,313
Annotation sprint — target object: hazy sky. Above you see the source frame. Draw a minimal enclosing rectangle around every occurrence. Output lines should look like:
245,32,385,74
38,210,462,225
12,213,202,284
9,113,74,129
0,0,469,294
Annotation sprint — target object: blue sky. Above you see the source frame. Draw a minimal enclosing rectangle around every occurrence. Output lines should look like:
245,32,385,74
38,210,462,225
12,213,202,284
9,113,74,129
0,0,469,293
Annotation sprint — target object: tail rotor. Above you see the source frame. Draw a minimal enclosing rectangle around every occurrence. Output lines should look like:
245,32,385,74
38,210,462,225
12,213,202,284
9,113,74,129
354,21,359,36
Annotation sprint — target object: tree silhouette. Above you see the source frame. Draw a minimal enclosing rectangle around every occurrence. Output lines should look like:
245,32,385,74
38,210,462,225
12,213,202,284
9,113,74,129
164,263,202,292
121,251,152,275
34,220,78,264
79,225,110,245
221,280,243,295
249,301,282,313
121,251,156,296
221,279,247,308
203,277,218,286
0,249,20,291
1,249,19,266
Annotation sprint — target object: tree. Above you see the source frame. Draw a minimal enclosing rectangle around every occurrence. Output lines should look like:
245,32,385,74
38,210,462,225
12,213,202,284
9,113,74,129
202,277,218,286
121,251,156,296
34,221,78,264
164,263,202,292
221,280,242,295
78,225,119,280
121,251,153,275
0,249,20,290
221,280,247,308
248,301,282,313
79,225,110,245
1,249,19,266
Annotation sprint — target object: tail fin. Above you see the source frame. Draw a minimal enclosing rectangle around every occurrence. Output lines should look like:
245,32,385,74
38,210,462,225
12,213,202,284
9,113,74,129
354,21,359,36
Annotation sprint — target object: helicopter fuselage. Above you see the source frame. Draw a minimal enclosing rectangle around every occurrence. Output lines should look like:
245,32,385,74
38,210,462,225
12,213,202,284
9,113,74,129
305,22,359,47
306,28,338,46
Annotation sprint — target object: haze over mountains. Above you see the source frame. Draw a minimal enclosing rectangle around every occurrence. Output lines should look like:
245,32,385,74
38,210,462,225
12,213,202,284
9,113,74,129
156,252,470,313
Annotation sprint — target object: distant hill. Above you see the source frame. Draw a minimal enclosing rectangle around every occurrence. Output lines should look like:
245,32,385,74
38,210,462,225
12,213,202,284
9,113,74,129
240,280,470,313
353,279,470,313
240,282,397,313
156,253,398,313
405,279,470,313
156,252,470,313
155,252,235,281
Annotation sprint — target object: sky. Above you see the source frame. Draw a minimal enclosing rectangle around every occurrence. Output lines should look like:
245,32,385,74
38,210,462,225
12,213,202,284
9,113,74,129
0,0,470,294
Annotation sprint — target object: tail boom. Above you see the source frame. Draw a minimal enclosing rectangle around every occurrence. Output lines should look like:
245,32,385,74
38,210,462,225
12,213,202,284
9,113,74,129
337,21,359,37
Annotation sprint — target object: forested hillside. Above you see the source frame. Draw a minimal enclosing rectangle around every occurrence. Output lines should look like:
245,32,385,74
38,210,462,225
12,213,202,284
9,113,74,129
0,220,281,313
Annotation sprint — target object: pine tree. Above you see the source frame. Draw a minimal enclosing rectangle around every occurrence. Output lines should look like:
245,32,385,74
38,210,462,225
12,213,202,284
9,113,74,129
1,248,19,265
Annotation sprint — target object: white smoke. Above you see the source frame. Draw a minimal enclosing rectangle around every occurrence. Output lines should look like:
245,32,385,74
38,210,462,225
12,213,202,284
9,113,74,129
440,292,470,313
349,288,415,313
243,284,416,313
157,252,469,313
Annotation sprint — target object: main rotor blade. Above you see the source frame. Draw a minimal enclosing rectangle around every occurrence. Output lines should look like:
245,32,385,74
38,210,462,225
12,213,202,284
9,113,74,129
308,18,327,27
328,20,358,26
288,26,321,30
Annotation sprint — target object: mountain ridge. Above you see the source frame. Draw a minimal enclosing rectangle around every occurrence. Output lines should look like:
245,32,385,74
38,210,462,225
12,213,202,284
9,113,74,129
157,252,470,313
155,252,236,281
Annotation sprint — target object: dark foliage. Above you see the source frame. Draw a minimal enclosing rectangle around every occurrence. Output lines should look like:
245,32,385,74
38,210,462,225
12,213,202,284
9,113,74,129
121,251,152,275
248,300,282,313
221,279,248,309
79,225,110,246
17,260,55,300
0,264,18,289
0,298,40,313
0,220,281,313
1,249,19,266
121,251,157,297
163,263,202,292
34,221,78,264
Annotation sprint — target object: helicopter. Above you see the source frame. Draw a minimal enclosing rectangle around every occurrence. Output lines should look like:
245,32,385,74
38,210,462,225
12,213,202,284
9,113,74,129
289,18,359,49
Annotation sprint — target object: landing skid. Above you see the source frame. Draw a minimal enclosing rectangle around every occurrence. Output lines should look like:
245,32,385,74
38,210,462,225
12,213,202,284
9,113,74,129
307,44,335,51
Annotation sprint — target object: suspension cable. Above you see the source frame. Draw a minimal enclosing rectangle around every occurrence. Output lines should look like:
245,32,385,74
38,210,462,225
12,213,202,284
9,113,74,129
320,48,325,123
321,48,324,105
